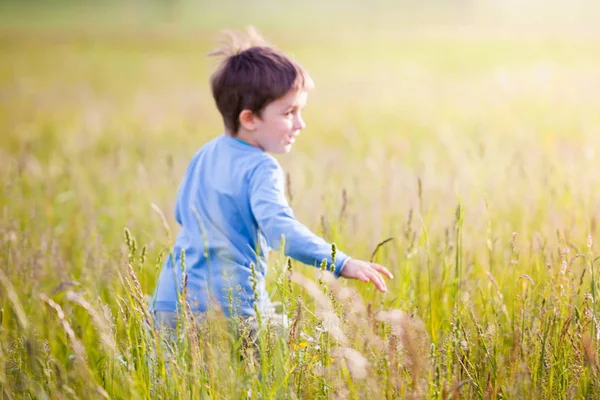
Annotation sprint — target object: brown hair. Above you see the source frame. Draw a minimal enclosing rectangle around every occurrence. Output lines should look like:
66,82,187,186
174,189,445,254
208,27,314,135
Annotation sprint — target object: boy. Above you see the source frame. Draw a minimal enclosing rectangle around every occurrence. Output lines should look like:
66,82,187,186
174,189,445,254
150,28,393,333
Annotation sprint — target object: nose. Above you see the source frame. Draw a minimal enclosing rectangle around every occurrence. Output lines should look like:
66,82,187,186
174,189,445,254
293,114,306,131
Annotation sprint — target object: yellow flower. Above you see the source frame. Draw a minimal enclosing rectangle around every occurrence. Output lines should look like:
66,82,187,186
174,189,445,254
293,341,308,350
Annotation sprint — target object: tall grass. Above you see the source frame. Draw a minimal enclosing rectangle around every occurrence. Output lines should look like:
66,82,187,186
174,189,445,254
2,2,600,398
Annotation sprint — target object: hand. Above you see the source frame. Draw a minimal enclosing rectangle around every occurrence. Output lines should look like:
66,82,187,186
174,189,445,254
339,259,393,292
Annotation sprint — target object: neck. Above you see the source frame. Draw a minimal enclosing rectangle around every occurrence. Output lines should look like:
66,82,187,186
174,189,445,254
232,129,261,149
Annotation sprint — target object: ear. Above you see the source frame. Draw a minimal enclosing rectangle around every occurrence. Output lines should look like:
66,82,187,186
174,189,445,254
239,109,258,131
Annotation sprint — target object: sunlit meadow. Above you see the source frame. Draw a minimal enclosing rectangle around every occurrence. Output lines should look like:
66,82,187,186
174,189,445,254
2,1,600,398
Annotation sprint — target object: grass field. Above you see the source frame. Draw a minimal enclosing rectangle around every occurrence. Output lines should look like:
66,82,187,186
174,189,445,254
2,1,600,398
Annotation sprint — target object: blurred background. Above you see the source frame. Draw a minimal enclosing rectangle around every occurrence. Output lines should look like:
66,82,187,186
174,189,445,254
2,0,600,31
2,0,600,274
2,1,600,397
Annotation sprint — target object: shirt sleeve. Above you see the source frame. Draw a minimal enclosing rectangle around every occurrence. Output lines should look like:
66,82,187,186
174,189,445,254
249,157,350,277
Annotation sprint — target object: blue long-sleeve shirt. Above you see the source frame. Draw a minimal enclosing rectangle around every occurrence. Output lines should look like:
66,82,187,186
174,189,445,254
151,134,350,317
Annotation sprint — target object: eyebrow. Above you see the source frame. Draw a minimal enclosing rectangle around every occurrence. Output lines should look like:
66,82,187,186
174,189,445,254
286,103,305,110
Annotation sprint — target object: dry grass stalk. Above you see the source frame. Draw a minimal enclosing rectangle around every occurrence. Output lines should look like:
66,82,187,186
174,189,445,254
121,267,154,328
151,202,172,244
289,271,347,345
287,298,303,347
38,293,110,399
582,333,598,372
321,273,367,316
0,269,28,331
376,309,430,392
65,291,118,355
486,271,510,320
320,272,386,351
330,347,369,380
38,293,87,361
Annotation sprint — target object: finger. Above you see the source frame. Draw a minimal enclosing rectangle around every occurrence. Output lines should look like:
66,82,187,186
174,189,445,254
376,273,388,292
370,263,392,279
371,263,394,280
365,268,387,291
365,270,387,293
357,272,370,283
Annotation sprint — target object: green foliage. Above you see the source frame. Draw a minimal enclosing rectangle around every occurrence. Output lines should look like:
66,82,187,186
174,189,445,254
2,3,600,399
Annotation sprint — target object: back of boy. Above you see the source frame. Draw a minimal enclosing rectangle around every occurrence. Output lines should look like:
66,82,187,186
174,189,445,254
150,27,393,333
152,134,281,316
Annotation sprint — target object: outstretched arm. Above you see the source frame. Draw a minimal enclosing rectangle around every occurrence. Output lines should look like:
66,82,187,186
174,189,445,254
249,158,349,276
249,158,393,292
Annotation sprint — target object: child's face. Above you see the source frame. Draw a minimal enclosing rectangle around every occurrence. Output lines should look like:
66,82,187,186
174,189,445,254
252,89,308,154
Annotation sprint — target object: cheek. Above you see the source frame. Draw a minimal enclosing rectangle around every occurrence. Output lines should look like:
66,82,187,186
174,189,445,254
271,118,292,134
260,116,291,143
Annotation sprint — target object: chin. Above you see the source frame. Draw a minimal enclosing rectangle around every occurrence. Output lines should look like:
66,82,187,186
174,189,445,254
270,145,292,154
